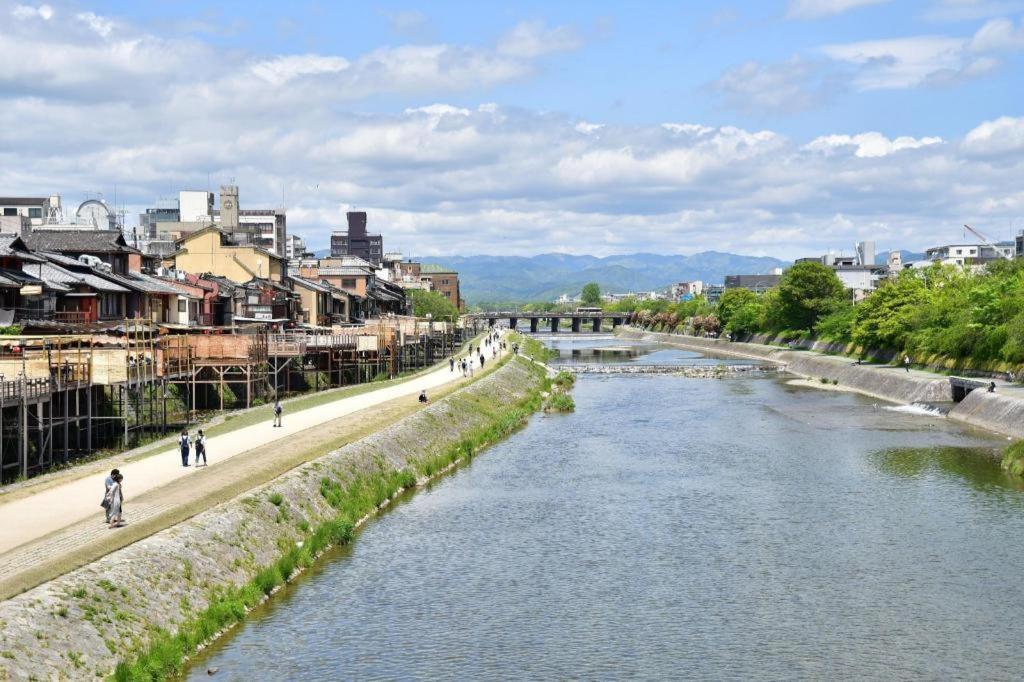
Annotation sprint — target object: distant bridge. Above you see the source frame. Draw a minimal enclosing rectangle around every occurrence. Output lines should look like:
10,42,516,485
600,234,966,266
464,311,626,333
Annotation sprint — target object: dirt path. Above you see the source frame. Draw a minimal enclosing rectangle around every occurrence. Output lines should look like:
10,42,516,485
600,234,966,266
0,333,505,559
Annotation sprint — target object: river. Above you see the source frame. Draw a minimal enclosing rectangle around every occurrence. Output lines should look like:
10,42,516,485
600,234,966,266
188,336,1024,680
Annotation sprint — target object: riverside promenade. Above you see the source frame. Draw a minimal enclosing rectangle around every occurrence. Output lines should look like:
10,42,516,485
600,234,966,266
0,334,504,597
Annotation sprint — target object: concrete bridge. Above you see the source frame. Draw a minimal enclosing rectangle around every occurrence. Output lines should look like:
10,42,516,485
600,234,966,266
465,311,626,333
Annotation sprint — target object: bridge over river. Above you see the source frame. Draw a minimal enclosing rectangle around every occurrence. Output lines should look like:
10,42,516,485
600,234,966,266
465,311,626,333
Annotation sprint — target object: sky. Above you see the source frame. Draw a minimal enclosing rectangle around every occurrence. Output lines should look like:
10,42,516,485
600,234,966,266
1,0,1023,259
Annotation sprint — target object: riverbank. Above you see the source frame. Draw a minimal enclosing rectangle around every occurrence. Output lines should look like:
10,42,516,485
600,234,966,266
617,328,1024,439
0,355,549,680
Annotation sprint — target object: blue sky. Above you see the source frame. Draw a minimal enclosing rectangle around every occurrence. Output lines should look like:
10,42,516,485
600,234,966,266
2,0,1023,257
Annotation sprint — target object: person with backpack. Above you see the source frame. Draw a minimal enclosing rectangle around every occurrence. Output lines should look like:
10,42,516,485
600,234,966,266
179,430,190,467
194,429,207,467
102,468,120,523
273,399,283,427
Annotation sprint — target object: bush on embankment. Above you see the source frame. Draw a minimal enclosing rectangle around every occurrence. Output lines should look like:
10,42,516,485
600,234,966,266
1001,441,1024,477
0,358,547,681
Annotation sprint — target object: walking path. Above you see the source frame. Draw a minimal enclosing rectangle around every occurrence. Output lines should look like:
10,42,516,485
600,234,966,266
0,332,505,559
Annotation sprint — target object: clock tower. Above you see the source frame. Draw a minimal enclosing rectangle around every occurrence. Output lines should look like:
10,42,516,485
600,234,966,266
220,185,239,234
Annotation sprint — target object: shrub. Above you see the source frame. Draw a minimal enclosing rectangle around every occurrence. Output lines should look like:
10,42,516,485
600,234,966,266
545,393,575,412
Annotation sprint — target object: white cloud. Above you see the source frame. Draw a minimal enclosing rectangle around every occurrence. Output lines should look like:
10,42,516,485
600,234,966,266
821,36,971,88
12,3,52,20
962,116,1024,154
496,21,583,58
0,5,1021,259
968,17,1024,51
710,57,834,112
76,11,113,37
805,132,944,157
787,0,890,19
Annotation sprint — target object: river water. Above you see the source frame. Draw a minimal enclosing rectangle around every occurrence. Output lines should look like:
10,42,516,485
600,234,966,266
188,336,1024,680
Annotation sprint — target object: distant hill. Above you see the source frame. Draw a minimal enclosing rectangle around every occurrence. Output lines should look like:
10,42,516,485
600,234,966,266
417,252,789,305
875,250,925,265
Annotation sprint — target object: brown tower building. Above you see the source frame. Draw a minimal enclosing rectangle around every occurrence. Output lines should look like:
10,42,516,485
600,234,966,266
330,211,383,266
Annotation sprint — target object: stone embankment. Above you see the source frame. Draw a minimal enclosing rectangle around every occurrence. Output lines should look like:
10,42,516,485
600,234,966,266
0,357,547,681
618,328,1024,439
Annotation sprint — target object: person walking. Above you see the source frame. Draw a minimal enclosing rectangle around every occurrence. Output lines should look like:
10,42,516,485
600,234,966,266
106,473,124,528
903,355,911,373
468,358,474,377
273,399,283,427
194,429,207,467
449,357,455,372
479,353,486,369
102,468,120,524
179,430,190,467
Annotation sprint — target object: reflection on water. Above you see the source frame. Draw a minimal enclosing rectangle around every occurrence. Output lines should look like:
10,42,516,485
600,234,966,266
870,445,1023,493
188,338,1024,681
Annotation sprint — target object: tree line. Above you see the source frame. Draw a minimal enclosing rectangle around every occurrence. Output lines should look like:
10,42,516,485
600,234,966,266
624,259,1024,368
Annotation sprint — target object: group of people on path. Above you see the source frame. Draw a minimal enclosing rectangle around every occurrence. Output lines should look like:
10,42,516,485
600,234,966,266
178,429,207,467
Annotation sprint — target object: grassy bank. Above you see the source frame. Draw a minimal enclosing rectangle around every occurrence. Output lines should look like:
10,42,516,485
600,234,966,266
111,358,549,681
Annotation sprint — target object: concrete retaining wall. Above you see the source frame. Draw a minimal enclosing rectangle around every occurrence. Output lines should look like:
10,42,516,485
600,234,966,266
0,357,545,681
947,390,1024,439
620,329,952,403
620,328,1024,438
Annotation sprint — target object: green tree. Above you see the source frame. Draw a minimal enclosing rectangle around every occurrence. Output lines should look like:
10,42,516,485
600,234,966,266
715,288,759,329
769,262,846,331
727,300,766,336
408,289,459,323
581,282,602,307
850,271,928,350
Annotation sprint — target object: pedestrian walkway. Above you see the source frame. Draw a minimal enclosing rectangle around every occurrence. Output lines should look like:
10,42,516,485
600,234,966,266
0,332,505,558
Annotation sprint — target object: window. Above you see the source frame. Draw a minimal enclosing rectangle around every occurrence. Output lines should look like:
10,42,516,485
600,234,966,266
342,278,357,288
178,300,187,313
2,208,15,216
28,208,42,219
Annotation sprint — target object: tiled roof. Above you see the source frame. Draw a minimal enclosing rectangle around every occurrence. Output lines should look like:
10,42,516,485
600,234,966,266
23,229,140,255
290,275,332,294
0,234,46,262
29,262,129,293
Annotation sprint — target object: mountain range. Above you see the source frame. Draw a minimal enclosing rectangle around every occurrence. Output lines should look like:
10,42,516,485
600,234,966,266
417,252,789,305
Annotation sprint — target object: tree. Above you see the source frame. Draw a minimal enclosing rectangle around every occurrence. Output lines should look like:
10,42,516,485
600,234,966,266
408,289,459,323
715,288,759,329
580,282,602,307
769,262,846,331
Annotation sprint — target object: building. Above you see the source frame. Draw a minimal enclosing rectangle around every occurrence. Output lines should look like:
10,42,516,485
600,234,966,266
723,273,782,293
285,234,312,261
330,212,383,266
925,243,1013,267
704,284,725,305
796,242,886,300
419,265,463,311
173,226,287,284
0,196,59,227
23,230,144,274
138,187,288,258
671,281,703,300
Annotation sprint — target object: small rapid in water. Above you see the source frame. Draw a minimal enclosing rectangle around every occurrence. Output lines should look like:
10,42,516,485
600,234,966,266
883,402,948,418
